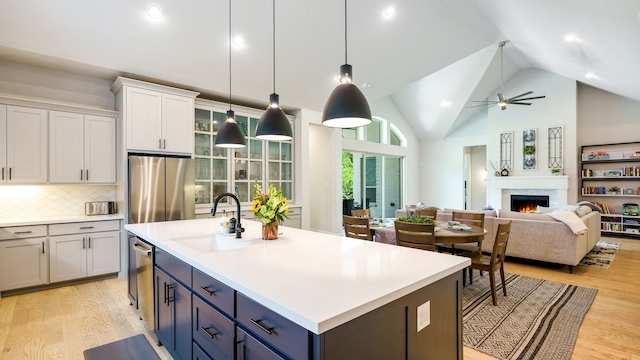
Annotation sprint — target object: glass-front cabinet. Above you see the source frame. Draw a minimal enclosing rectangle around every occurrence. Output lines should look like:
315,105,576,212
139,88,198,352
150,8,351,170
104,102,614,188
194,102,294,207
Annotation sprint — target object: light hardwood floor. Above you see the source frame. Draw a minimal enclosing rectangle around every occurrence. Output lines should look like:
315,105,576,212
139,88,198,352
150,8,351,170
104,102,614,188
1,236,639,360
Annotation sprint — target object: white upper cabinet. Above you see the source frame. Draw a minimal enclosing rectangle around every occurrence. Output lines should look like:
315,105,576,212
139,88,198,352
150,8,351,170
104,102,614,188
3,106,47,183
0,104,6,182
112,77,198,155
50,111,116,183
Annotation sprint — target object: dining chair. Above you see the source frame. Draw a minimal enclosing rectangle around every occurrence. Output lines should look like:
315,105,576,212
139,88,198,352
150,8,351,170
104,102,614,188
351,209,370,218
416,208,437,220
438,211,485,255
343,215,372,241
461,221,512,306
394,221,436,251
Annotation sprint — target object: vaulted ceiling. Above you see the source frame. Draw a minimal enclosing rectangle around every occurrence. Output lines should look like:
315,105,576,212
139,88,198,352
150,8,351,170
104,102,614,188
0,0,638,140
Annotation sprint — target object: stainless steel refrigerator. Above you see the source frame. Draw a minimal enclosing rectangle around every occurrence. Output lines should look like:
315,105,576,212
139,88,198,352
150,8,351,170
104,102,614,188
128,154,195,223
128,154,194,332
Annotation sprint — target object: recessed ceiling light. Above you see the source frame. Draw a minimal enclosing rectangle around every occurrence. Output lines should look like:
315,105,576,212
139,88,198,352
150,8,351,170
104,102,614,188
564,34,578,42
441,100,451,107
383,5,396,18
146,4,163,19
585,73,597,79
232,34,245,46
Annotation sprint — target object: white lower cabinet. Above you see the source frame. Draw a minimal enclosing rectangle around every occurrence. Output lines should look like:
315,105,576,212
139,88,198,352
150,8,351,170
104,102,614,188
49,220,120,283
0,237,48,291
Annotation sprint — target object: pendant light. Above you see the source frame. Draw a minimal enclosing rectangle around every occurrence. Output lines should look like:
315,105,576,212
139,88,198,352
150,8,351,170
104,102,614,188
215,0,246,148
255,0,293,141
322,0,371,128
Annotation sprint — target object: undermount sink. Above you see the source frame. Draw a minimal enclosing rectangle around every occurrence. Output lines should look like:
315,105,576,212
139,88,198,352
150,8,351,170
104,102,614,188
171,234,253,252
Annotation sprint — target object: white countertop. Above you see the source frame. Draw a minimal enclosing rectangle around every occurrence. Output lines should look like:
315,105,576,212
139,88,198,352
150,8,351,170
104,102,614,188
125,218,469,334
0,214,124,227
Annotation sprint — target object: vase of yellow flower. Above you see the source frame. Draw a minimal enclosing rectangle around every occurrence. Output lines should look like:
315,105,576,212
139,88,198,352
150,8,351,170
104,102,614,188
252,181,289,240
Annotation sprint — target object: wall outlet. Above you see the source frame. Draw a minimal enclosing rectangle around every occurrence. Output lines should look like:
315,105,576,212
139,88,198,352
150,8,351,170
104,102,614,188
417,300,430,332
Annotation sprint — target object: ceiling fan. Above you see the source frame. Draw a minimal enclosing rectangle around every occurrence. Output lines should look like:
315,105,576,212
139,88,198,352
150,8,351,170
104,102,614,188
468,41,545,111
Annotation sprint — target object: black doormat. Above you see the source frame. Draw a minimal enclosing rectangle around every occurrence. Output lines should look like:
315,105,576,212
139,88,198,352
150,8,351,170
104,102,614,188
83,334,160,360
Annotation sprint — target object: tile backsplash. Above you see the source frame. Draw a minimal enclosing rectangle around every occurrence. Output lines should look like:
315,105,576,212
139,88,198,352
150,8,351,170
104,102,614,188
0,185,116,219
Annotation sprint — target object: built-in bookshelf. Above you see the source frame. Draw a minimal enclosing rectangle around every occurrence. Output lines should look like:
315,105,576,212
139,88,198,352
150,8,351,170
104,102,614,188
580,141,640,238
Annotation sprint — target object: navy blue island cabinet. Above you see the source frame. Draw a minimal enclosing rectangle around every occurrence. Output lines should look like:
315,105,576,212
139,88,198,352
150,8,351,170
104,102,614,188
152,248,463,360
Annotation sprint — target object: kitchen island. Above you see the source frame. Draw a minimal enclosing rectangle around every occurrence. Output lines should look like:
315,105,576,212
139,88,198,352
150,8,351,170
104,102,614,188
125,218,469,360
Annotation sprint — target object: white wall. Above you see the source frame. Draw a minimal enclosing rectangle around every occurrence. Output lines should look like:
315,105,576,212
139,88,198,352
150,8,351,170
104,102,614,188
469,145,487,210
420,111,488,209
577,83,640,145
487,68,578,207
308,123,341,233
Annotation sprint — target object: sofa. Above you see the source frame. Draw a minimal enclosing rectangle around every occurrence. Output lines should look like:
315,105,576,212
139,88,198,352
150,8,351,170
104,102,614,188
395,205,601,272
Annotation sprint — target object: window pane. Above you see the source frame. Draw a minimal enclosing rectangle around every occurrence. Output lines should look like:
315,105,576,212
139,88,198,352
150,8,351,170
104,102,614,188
212,111,226,132
212,159,227,180
250,139,262,159
195,133,211,155
390,130,401,146
212,182,227,201
365,158,376,186
269,162,280,180
250,117,259,137
342,128,357,139
235,182,249,202
195,182,211,205
250,161,262,180
281,142,291,161
367,121,381,143
236,115,249,137
235,160,248,180
195,158,210,180
195,109,210,132
211,142,227,157
281,163,291,180
281,182,291,200
268,142,279,160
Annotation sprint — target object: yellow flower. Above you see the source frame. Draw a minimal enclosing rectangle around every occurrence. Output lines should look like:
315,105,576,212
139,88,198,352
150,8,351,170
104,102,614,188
252,200,262,213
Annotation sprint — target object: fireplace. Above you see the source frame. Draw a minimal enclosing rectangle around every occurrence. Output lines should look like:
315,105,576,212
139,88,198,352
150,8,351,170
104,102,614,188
511,195,549,213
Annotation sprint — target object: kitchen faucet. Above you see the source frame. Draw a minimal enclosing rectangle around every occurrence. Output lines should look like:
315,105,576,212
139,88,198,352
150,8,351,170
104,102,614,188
212,193,245,238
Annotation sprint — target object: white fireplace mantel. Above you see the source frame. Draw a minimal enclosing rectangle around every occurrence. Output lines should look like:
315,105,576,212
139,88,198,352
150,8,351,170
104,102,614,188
490,175,569,209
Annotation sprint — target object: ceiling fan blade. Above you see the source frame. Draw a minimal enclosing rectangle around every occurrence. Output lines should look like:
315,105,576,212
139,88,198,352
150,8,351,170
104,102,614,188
470,100,497,103
464,104,491,108
510,96,546,101
510,102,532,105
508,91,533,100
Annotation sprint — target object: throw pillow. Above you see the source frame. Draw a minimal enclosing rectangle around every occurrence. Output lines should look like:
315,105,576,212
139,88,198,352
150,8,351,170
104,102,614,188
576,201,604,213
444,208,497,218
536,205,557,214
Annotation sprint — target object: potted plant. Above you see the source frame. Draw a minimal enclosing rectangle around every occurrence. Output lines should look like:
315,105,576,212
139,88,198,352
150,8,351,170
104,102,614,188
252,181,290,240
607,186,620,195
551,168,562,176
342,152,355,215
396,216,436,224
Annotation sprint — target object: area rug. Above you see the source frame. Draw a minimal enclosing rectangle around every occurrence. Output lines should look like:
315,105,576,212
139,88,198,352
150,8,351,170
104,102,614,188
463,273,597,360
83,334,159,360
578,241,620,269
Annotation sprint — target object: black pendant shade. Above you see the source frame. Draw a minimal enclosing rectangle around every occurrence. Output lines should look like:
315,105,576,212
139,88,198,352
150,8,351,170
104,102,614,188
214,110,246,148
322,64,372,128
256,93,292,141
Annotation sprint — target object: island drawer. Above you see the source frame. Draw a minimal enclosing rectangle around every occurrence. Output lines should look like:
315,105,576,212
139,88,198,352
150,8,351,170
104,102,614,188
193,295,235,360
193,268,235,316
237,326,286,360
49,220,119,235
155,248,191,287
236,292,310,360
0,225,47,240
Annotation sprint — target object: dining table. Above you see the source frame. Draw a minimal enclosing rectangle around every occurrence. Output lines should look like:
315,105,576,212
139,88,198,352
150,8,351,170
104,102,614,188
372,222,487,247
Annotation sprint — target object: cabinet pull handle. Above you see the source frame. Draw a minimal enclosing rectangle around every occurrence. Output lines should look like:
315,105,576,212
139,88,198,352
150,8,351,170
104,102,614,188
88,237,91,248
163,139,166,149
199,286,216,295
163,282,168,304
200,326,218,339
14,231,33,234
80,169,83,180
9,168,11,180
159,139,162,149
83,237,86,249
249,319,274,334
79,226,94,229
42,241,45,254
86,169,89,181
2,167,4,180
167,284,175,305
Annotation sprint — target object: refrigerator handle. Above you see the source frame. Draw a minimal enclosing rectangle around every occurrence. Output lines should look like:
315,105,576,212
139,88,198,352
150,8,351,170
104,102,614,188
158,139,162,149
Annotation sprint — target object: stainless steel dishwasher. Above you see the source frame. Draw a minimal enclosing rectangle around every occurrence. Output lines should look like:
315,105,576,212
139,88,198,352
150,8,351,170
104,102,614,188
132,237,154,331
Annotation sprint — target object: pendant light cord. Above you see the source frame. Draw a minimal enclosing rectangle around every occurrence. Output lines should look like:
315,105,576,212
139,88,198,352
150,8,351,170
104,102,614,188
273,0,276,94
344,0,348,64
229,0,232,111
500,41,504,95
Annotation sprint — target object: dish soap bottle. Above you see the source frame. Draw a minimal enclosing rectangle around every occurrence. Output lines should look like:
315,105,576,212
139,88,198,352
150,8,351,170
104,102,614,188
219,210,229,233
229,211,236,234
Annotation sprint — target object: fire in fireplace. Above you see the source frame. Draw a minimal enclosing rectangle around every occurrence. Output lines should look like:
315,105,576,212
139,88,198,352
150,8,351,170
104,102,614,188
511,195,550,213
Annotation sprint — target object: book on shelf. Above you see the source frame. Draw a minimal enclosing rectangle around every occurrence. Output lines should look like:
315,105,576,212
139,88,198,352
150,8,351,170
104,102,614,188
595,202,610,214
